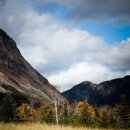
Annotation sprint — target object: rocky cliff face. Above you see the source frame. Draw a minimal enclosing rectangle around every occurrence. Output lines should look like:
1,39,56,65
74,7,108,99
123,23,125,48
62,76,130,106
0,28,64,104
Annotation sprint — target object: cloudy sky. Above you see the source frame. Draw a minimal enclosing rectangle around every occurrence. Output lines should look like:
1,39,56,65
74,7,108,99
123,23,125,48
0,0,130,91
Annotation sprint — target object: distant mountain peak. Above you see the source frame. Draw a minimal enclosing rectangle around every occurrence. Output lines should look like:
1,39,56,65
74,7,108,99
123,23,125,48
124,75,130,78
81,81,94,85
83,81,97,87
63,76,130,106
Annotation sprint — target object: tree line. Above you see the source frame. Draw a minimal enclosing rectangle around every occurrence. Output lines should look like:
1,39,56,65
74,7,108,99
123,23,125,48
0,93,130,129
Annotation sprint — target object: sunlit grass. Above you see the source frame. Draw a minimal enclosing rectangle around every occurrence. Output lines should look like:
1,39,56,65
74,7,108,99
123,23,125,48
0,123,116,130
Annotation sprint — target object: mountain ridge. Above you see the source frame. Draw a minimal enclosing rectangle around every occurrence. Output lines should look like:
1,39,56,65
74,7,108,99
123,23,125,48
62,75,130,106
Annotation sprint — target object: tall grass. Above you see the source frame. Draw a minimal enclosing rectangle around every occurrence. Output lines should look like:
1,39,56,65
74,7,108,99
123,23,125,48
0,123,115,130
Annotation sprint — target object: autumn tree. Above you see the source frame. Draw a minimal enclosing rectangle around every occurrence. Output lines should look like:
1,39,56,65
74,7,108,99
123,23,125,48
100,110,109,128
77,101,97,127
16,103,37,122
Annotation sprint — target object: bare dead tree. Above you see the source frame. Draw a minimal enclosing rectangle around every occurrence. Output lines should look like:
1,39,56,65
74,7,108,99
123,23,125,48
48,86,61,125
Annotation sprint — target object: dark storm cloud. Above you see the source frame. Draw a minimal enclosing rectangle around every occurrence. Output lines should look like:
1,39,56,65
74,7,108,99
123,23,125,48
0,0,7,11
67,0,130,19
39,0,130,24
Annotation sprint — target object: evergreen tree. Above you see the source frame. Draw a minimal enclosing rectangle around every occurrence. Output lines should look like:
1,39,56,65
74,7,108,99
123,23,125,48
46,109,55,123
40,106,55,124
0,93,16,122
67,111,78,126
62,102,69,125
116,95,130,128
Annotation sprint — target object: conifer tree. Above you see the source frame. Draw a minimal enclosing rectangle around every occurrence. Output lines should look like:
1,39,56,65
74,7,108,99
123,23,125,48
0,93,16,122
40,106,55,124
116,95,130,128
62,102,69,125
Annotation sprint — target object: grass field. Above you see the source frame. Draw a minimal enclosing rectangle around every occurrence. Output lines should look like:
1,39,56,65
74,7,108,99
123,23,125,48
0,123,116,130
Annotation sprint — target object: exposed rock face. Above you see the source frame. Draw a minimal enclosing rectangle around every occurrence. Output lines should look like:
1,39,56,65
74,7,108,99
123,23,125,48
0,28,64,104
62,76,130,106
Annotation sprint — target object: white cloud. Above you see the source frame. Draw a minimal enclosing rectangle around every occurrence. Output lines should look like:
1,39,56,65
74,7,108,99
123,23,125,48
48,62,130,91
0,0,130,91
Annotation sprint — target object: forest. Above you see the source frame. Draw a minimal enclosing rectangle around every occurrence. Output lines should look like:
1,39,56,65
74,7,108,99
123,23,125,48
0,93,130,129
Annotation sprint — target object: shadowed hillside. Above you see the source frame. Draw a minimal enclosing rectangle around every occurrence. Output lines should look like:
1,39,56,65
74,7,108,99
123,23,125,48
63,76,130,106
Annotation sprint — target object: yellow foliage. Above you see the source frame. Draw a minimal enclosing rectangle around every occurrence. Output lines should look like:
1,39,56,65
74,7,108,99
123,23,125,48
77,101,96,117
16,103,37,122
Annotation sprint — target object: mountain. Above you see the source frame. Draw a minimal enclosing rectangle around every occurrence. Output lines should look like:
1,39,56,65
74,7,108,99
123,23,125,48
62,76,130,106
0,28,64,105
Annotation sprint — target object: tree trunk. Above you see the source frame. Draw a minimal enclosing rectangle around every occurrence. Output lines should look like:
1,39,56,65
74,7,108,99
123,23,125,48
55,100,59,125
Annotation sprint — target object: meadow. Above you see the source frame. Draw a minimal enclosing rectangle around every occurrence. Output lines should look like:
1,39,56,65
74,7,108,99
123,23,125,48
0,123,117,130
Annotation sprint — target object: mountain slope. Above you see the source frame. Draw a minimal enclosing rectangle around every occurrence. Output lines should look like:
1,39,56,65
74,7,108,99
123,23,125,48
62,76,130,106
63,81,97,103
0,28,64,104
